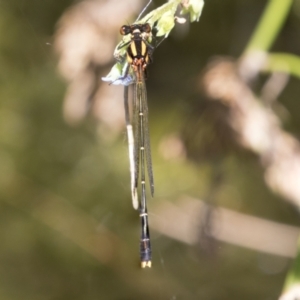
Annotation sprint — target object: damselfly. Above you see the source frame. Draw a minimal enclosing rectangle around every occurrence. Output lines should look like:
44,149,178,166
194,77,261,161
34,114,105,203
102,0,204,269
119,22,155,268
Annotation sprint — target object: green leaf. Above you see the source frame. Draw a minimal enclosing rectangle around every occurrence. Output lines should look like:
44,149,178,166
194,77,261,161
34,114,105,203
156,11,175,37
180,0,205,22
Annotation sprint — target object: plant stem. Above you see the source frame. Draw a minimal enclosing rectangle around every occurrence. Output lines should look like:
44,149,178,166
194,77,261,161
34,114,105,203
243,0,293,54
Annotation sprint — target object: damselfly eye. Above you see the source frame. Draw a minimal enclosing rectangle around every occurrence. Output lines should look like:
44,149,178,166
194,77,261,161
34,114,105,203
120,25,131,35
142,23,151,33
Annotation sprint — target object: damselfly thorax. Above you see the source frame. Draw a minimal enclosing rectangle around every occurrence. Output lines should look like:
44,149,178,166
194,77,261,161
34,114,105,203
120,23,153,82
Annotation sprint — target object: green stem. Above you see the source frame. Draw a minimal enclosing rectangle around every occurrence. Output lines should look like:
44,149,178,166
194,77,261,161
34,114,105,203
263,53,300,79
243,0,293,55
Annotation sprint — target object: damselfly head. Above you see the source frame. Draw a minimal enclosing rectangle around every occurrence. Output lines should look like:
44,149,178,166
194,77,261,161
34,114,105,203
119,23,152,36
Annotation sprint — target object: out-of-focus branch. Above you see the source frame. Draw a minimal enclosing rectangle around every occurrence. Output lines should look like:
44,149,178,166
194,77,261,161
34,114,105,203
151,196,300,258
201,58,300,208
54,0,143,128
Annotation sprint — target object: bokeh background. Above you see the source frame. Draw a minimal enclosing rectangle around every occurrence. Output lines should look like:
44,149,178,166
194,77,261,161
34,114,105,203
1,0,300,299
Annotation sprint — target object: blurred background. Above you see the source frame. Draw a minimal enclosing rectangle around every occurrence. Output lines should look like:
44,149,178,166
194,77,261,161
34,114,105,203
1,0,300,299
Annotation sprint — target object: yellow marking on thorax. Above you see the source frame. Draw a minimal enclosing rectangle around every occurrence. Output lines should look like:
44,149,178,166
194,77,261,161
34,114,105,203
130,41,137,57
127,52,133,64
141,41,146,56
